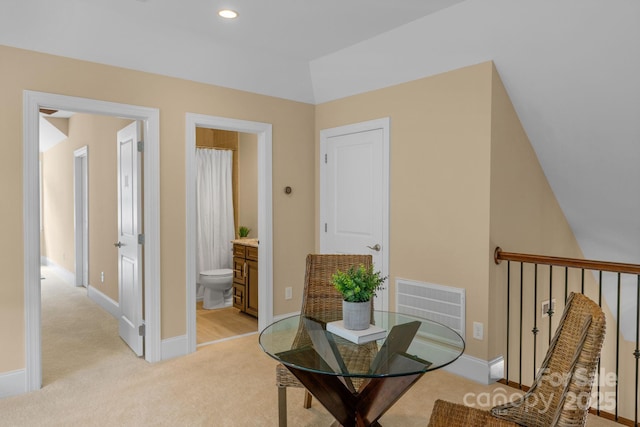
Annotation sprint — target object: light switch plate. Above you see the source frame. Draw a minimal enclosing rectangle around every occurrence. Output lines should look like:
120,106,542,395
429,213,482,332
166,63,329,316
541,299,556,317
473,321,483,340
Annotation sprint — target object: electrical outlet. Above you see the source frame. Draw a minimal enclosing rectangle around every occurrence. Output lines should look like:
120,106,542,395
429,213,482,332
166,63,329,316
101,272,105,283
285,287,292,300
473,322,484,340
541,299,556,317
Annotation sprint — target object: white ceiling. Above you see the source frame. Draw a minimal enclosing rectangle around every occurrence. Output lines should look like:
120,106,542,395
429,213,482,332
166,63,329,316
1,0,638,272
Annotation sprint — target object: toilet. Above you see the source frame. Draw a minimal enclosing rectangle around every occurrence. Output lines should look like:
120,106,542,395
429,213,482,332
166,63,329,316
198,268,234,309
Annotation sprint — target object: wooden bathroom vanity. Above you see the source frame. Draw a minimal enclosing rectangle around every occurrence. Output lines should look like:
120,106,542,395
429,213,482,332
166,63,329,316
232,239,258,317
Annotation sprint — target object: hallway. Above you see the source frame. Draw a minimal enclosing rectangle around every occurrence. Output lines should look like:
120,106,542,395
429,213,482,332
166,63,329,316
40,266,139,386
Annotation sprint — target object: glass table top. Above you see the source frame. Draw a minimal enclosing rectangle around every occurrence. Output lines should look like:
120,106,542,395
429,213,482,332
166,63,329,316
259,311,465,378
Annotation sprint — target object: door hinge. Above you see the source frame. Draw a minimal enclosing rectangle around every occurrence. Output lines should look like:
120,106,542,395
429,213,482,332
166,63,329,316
325,223,327,232
138,234,145,245
138,323,145,337
325,153,327,164
137,140,144,153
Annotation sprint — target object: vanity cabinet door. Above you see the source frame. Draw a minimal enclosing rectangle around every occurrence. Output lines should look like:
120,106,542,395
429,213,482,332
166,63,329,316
231,242,258,317
232,244,246,311
233,256,246,286
232,284,245,311
246,246,258,261
245,259,259,317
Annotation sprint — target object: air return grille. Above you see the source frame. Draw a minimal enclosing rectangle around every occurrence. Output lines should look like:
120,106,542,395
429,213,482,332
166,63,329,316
396,278,465,339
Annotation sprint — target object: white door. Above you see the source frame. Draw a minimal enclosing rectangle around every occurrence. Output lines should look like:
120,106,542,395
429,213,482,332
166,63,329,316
320,118,390,310
116,121,144,356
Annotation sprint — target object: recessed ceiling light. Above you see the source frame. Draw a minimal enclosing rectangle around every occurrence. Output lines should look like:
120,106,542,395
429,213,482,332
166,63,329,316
218,9,238,19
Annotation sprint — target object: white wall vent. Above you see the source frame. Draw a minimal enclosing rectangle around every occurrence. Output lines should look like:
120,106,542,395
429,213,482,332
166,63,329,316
396,278,465,339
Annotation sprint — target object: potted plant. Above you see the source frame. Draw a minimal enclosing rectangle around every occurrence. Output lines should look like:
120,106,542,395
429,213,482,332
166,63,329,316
238,226,251,238
332,264,386,330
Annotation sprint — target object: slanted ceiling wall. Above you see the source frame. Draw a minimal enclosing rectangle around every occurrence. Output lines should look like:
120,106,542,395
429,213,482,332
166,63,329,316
487,62,591,360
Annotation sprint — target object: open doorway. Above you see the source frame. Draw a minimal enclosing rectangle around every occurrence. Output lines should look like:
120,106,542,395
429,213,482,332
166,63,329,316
40,112,140,386
40,113,131,303
185,113,273,354
193,128,258,346
23,91,161,393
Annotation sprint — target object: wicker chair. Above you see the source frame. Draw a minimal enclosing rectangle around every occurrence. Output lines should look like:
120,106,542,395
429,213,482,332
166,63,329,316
276,253,374,427
428,292,606,427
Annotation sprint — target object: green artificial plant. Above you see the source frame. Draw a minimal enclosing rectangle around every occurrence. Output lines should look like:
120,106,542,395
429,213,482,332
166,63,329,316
332,264,386,303
238,226,251,238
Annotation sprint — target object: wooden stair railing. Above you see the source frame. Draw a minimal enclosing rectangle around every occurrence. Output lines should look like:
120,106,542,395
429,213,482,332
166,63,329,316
494,247,640,426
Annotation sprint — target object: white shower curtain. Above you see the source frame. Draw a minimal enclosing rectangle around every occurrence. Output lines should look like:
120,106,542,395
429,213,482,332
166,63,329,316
196,149,235,275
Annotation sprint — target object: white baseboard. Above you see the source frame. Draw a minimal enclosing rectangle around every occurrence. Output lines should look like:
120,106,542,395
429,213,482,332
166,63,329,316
87,285,120,319
273,311,300,322
161,335,188,361
444,354,504,385
40,257,75,286
0,369,26,399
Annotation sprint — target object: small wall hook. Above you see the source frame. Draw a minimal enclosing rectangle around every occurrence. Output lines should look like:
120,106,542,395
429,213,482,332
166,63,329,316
284,186,292,194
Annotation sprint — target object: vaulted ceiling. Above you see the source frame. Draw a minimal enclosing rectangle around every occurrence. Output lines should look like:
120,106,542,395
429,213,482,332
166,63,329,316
1,0,638,267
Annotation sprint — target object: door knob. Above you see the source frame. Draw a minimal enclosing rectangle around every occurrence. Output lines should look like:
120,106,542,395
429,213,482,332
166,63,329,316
367,244,381,252
114,241,124,248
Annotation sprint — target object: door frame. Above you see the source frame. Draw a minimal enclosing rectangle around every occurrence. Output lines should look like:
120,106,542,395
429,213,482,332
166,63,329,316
319,117,391,310
73,146,89,287
185,113,273,353
23,91,161,392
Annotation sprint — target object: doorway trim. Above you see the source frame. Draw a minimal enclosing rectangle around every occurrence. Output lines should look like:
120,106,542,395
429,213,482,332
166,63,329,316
23,91,161,392
73,146,89,287
185,113,273,354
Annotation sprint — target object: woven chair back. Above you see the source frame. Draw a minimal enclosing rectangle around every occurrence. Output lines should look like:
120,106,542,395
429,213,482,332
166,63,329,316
292,254,373,348
277,254,375,397
492,292,606,427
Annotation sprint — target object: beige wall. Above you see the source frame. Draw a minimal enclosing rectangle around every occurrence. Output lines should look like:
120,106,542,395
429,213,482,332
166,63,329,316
238,133,258,238
41,131,74,273
315,62,588,361
0,41,594,382
42,113,133,301
315,62,494,358
45,117,69,137
0,44,315,373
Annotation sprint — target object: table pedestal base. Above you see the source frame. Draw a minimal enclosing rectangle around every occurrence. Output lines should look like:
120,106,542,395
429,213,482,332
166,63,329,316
287,366,424,427
329,421,381,427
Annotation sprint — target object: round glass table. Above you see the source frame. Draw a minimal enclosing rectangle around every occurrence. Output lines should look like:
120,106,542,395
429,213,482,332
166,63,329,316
260,311,465,426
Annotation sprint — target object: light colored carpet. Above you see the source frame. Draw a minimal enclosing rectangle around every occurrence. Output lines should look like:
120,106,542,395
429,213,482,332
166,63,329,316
0,267,618,426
